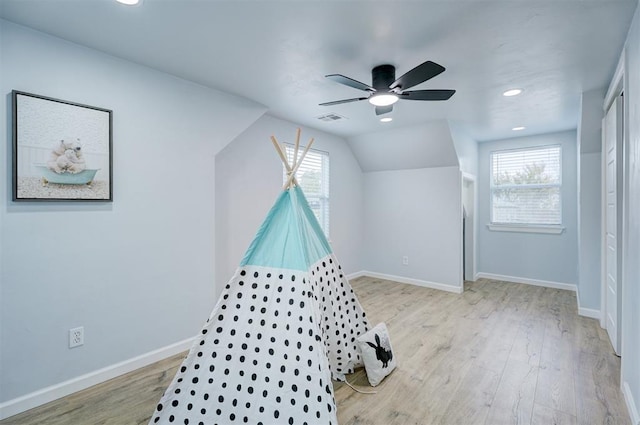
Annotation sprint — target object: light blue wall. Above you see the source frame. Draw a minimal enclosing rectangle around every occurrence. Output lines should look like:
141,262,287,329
449,121,479,177
577,89,604,311
578,152,601,309
0,20,266,403
477,130,578,285
362,166,462,289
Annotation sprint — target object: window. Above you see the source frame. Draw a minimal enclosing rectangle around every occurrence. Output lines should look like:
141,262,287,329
490,145,562,227
283,144,330,236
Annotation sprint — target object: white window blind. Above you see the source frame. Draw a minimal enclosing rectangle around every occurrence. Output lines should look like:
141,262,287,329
490,145,562,225
284,144,330,236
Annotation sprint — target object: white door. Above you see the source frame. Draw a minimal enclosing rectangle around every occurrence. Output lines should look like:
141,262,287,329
604,94,623,355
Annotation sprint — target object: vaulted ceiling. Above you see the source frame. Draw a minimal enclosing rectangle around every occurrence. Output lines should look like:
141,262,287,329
0,0,636,142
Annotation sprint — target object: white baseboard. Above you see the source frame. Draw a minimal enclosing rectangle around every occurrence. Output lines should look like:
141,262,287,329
578,305,600,320
575,288,601,319
475,273,603,319
623,381,640,425
346,270,366,280
475,272,577,292
359,270,463,294
0,337,194,420
577,306,600,319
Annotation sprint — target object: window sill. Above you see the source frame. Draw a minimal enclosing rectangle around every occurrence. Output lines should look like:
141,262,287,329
487,224,565,234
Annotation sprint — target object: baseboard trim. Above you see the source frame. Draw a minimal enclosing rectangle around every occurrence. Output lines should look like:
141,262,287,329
475,272,576,292
0,337,194,420
359,270,463,294
575,288,601,319
577,306,601,319
346,270,366,280
623,381,640,425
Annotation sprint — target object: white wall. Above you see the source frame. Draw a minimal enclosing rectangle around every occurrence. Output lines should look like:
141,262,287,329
621,4,640,421
215,114,364,297
0,20,266,404
477,131,579,285
362,167,462,290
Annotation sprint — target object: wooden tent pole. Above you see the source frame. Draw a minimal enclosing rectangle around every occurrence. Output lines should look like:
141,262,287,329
272,131,315,190
293,128,301,169
270,135,289,168
283,137,314,189
271,135,299,189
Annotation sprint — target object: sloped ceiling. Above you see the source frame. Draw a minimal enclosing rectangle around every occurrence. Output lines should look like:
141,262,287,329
348,120,458,172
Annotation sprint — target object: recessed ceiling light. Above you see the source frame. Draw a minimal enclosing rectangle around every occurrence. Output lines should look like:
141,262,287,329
503,88,523,97
116,0,141,5
512,126,526,131
380,117,393,123
369,94,399,107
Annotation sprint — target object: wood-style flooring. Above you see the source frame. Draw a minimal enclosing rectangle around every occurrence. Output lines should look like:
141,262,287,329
0,277,630,425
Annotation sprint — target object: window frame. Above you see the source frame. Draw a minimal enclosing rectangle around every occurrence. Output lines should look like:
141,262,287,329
283,143,330,238
489,144,564,234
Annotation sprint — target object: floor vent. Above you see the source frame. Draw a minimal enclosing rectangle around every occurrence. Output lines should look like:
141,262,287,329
316,113,346,122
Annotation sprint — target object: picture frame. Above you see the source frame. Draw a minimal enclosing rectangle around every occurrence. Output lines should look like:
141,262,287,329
12,90,113,201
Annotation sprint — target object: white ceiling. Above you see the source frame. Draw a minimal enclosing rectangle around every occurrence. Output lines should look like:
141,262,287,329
0,0,636,142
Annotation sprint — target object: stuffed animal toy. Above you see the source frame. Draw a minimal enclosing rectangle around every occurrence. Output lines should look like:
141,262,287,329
47,138,86,174
56,148,86,174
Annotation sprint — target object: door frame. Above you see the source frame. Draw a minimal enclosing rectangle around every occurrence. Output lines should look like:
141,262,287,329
602,55,625,354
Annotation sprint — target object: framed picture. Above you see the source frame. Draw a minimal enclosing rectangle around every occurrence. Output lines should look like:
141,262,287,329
12,90,113,201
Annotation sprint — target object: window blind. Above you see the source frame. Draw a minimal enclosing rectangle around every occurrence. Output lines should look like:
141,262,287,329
491,145,561,225
284,144,330,236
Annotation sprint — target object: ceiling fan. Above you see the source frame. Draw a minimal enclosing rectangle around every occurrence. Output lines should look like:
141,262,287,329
319,60,455,116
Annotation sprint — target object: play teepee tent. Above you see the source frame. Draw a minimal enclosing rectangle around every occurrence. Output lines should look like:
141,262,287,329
149,130,370,425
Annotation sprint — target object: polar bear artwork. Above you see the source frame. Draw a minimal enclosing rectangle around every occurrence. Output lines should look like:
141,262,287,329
47,138,86,174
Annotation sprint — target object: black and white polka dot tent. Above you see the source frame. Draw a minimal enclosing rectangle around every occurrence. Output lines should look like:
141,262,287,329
149,131,370,425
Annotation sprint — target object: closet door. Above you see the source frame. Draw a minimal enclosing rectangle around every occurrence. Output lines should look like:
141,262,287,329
603,94,623,355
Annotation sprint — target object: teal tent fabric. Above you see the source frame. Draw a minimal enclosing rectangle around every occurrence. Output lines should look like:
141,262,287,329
240,186,332,271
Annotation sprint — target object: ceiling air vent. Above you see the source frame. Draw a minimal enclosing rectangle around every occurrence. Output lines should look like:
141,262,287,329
316,113,346,122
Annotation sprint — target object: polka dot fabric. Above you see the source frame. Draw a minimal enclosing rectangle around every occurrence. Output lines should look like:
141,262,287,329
149,255,369,425
308,254,369,381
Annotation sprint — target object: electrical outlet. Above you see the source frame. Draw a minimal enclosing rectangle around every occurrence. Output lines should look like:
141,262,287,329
69,326,84,348
402,256,409,265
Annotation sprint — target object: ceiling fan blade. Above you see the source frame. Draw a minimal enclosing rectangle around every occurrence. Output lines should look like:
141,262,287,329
389,61,445,91
326,74,375,92
399,89,456,101
375,105,393,115
319,97,368,106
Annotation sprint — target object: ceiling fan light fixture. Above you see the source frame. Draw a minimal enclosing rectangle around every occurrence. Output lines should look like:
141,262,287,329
380,117,393,123
369,94,399,107
503,88,523,97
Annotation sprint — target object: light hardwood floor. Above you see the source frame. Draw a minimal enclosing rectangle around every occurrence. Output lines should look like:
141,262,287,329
1,278,630,425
